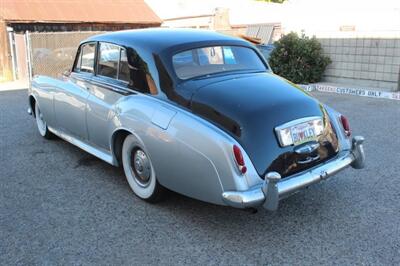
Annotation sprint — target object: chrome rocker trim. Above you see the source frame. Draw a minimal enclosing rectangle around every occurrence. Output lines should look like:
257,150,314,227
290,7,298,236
222,136,365,211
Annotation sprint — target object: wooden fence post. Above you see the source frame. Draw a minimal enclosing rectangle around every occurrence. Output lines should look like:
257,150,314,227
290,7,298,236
0,21,13,82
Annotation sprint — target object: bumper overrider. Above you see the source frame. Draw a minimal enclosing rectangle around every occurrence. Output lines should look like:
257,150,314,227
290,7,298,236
222,136,365,211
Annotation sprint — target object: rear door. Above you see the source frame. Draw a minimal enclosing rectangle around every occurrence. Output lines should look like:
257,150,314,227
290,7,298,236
54,42,95,140
85,42,131,150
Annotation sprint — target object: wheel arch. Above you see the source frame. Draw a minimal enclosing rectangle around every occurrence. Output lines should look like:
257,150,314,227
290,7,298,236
28,94,38,117
111,128,133,167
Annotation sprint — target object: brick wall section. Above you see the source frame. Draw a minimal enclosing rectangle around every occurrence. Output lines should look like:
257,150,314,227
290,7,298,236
319,38,400,91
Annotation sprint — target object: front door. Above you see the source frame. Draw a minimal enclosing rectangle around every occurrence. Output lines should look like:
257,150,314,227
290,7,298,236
53,42,96,140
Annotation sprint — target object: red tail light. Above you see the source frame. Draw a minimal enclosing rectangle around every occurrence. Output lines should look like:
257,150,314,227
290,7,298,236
233,145,247,174
340,115,351,137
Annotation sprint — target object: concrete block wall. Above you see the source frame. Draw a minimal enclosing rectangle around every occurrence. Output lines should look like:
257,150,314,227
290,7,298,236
319,38,400,91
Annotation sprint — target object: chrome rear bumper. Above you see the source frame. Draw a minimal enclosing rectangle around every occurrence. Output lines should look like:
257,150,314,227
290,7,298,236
222,136,365,211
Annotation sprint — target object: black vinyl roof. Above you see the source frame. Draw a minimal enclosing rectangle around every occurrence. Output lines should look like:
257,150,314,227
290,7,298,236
85,28,251,54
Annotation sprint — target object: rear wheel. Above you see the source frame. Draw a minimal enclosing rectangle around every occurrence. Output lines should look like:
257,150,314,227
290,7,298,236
34,103,53,139
122,134,165,202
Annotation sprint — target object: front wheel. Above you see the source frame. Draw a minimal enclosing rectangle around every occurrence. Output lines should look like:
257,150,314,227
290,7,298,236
35,103,54,139
122,134,165,203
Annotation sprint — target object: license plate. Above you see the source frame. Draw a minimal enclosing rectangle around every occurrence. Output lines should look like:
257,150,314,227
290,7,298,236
290,123,317,145
275,117,324,147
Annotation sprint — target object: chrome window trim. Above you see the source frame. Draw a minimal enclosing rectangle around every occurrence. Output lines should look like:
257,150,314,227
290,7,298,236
89,77,135,95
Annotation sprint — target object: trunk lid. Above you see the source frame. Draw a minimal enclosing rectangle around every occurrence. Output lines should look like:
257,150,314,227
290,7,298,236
189,73,339,177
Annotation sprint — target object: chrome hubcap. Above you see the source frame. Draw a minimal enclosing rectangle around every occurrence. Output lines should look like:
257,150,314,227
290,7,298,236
131,149,151,187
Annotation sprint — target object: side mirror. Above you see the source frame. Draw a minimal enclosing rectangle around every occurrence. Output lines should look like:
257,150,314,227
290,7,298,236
62,69,71,77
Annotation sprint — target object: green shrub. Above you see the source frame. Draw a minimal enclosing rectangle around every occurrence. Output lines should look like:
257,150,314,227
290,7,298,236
269,32,331,84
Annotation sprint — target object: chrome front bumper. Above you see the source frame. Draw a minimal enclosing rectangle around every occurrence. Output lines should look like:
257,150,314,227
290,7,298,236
222,136,365,211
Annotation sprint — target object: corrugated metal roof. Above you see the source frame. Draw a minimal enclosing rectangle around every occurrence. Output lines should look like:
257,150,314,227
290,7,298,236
0,0,161,25
246,24,275,44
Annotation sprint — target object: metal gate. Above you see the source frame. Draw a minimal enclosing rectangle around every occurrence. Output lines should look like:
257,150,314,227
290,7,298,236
26,31,103,79
14,33,29,80
7,31,103,81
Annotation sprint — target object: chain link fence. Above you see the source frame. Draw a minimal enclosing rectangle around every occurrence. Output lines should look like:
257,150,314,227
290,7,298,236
28,31,104,78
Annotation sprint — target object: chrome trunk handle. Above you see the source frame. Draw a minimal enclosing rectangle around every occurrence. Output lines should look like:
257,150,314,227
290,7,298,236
297,154,320,164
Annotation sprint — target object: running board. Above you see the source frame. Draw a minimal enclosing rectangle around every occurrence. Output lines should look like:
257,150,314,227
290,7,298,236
48,127,117,166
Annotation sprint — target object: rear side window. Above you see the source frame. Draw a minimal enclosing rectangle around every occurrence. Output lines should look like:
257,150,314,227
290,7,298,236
119,49,130,82
74,43,96,73
97,42,129,83
98,43,120,79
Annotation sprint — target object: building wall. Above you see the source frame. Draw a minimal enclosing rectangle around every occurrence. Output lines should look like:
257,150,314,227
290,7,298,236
0,21,13,82
9,22,156,33
320,38,400,91
163,16,213,29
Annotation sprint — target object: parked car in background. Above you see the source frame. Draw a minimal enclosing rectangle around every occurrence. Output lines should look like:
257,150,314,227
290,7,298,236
28,29,365,211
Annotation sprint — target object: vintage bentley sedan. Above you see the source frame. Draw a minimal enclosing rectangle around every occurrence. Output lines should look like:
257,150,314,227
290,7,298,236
28,29,365,211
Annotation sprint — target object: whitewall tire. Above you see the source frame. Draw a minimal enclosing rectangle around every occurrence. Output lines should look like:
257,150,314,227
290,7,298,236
122,134,165,202
35,103,53,139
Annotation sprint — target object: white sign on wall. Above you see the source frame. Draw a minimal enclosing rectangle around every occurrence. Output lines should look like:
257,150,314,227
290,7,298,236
299,84,400,101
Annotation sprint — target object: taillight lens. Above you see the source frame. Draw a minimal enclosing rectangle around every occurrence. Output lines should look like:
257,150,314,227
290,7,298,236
233,145,247,174
340,115,351,137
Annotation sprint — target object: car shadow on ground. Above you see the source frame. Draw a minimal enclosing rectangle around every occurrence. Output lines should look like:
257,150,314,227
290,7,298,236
57,133,332,228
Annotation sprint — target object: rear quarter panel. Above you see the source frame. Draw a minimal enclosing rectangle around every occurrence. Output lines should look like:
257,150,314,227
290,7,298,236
324,104,352,151
114,96,263,205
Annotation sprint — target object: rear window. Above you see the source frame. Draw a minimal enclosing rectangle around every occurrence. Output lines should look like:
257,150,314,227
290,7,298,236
172,46,267,80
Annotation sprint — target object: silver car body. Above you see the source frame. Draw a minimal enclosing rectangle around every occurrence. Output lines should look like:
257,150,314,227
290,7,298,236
28,29,365,210
28,74,364,211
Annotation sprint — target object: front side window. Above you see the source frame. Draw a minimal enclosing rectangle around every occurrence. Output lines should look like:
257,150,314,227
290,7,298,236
172,46,267,80
74,43,96,73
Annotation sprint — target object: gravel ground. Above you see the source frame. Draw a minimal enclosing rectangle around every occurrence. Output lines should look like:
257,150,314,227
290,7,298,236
0,89,399,265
